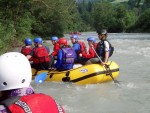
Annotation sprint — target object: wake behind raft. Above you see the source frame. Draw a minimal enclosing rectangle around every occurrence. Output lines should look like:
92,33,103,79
32,61,119,85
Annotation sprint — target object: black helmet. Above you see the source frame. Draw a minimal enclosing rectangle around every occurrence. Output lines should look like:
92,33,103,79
98,29,107,35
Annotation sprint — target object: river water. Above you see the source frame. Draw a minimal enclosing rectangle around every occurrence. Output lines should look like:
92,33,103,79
15,32,150,113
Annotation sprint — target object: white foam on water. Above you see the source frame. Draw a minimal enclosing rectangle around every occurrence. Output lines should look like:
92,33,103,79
126,83,138,89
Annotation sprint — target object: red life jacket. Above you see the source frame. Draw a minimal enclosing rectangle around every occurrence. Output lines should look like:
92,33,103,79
78,41,86,53
93,43,98,49
5,94,65,113
21,46,32,56
51,43,60,56
33,47,50,64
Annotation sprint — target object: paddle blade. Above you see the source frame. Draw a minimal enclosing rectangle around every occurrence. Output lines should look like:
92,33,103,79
35,72,48,84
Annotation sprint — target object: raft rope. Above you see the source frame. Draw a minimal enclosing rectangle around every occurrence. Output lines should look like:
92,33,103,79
70,68,119,83
62,71,70,82
105,61,113,76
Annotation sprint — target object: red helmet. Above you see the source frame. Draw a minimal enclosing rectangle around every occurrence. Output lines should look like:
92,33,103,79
58,38,68,45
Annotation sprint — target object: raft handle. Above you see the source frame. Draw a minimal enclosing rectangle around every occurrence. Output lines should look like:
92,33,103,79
62,71,70,82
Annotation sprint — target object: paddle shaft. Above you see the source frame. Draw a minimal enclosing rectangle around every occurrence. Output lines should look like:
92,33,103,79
91,46,103,62
91,46,119,83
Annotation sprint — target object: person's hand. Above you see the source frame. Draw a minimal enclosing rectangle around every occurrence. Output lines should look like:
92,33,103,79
85,48,88,54
49,67,56,71
100,62,106,66
79,53,82,57
52,68,56,71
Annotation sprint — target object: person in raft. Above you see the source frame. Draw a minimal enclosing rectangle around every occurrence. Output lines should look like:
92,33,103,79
79,36,97,64
70,34,87,63
0,52,65,113
49,36,60,68
26,37,50,70
21,38,33,61
54,38,76,71
86,29,114,65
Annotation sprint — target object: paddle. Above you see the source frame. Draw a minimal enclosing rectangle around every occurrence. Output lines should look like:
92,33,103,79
35,69,71,84
91,46,120,84
35,71,48,84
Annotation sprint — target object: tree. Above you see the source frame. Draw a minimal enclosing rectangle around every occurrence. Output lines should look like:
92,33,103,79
77,1,94,31
0,0,33,53
31,0,84,38
92,2,116,32
0,0,34,39
133,8,150,32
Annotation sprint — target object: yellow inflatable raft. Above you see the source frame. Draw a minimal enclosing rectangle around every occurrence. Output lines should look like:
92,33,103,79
32,61,119,85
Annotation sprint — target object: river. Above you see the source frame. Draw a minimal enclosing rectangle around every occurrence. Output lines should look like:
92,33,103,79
15,32,150,113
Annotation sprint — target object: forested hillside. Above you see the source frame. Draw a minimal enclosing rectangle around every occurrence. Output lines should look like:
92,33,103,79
0,0,150,54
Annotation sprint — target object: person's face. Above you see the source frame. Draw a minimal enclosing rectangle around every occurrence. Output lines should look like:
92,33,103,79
59,44,63,48
88,41,93,47
70,38,76,44
51,40,55,45
98,34,105,40
34,42,38,47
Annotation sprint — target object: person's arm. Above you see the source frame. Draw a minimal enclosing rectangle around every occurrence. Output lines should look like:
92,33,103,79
51,43,60,56
82,47,95,58
72,43,80,54
26,55,32,60
0,105,9,113
103,51,109,64
103,41,110,64
54,50,62,69
26,49,33,60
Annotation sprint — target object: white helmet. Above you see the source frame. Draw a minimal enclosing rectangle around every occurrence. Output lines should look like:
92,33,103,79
0,52,32,91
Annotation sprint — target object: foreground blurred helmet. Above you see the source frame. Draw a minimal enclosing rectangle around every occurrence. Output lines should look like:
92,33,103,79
0,52,32,91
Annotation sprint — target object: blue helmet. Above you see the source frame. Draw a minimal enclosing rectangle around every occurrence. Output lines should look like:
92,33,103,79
24,38,32,45
70,34,78,40
33,37,43,44
87,37,96,43
51,36,58,42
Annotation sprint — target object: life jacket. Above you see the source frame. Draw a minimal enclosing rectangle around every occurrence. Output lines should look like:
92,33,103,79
93,43,98,49
21,46,32,56
1,93,65,113
62,47,74,64
51,43,60,56
78,41,86,53
33,47,50,64
96,40,114,58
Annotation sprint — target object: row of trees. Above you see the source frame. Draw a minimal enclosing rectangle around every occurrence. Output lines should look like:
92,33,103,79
0,0,82,53
78,0,150,33
0,0,150,54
